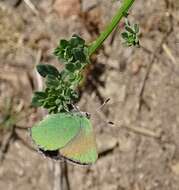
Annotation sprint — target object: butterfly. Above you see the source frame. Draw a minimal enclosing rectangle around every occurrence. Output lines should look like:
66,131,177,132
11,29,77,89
30,112,98,165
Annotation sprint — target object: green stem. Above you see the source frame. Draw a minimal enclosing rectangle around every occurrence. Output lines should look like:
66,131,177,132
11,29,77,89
88,0,135,56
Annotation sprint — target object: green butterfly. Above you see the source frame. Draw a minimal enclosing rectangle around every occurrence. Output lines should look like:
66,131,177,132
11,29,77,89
30,112,98,165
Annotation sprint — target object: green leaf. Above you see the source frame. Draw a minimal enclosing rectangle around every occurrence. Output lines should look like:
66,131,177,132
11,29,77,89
125,18,131,26
32,91,47,107
134,24,139,33
72,48,86,63
125,26,135,34
75,61,83,70
54,40,68,59
121,20,140,47
54,35,89,69
37,64,60,78
66,63,76,72
60,39,69,49
70,35,85,47
45,75,59,88
121,32,129,40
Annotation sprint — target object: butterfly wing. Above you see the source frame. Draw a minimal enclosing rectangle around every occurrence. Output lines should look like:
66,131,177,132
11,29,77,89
30,113,82,151
59,116,98,165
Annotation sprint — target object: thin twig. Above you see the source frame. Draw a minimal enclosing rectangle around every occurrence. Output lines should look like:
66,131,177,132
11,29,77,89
53,162,62,190
34,50,43,91
52,162,71,190
121,125,162,138
60,162,71,190
0,127,15,162
162,43,177,65
23,0,39,15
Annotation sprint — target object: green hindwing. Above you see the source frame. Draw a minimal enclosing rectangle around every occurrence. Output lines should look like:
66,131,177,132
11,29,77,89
60,115,98,165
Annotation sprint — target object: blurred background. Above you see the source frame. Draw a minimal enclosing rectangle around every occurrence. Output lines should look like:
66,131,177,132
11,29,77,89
0,0,179,190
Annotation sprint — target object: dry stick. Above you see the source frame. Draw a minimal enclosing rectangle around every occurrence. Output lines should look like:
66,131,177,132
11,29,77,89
34,50,43,91
53,162,61,190
137,49,156,112
53,162,70,190
60,162,71,190
23,0,39,15
120,125,162,138
0,127,14,162
137,14,173,112
162,43,177,65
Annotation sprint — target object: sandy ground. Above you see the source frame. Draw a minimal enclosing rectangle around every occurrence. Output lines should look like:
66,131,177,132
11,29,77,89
0,0,179,190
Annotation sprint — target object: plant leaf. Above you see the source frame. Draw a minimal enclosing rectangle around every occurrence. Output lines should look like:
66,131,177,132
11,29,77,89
32,91,47,107
37,64,60,78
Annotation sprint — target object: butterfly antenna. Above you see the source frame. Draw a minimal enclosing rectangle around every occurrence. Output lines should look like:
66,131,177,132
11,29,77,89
95,98,115,126
96,98,110,112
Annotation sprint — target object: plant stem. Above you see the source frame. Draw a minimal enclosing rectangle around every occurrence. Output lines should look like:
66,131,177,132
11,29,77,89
88,0,135,56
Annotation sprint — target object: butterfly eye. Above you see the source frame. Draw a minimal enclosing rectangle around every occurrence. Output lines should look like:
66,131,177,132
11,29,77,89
85,112,91,119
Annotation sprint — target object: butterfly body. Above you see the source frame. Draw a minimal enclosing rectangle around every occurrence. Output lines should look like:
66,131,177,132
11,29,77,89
30,112,98,165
